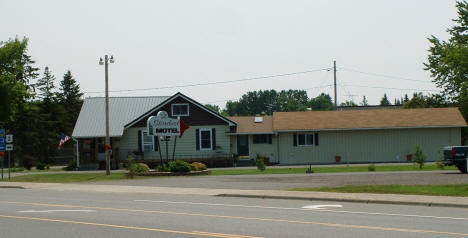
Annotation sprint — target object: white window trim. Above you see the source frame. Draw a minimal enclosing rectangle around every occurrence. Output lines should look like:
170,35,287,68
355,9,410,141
297,133,314,146
141,130,154,151
199,128,212,150
171,103,189,117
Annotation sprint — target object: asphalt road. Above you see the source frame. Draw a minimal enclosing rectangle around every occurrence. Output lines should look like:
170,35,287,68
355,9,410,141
0,188,467,238
92,170,468,190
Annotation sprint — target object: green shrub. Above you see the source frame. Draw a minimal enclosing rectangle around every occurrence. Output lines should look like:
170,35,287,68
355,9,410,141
368,164,376,171
129,163,150,173
168,160,191,173
63,160,78,171
157,164,170,172
413,145,427,169
191,162,207,171
256,155,266,171
36,162,47,170
435,160,445,170
12,166,25,172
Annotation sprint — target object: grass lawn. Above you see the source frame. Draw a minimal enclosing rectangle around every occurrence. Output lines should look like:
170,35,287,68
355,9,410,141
8,172,150,183
290,184,468,197
210,164,457,176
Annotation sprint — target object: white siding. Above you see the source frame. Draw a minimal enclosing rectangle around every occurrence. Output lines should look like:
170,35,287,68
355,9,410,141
248,135,278,163
119,125,231,160
278,128,461,165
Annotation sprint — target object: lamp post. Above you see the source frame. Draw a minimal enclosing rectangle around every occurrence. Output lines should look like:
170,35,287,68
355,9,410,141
99,55,114,175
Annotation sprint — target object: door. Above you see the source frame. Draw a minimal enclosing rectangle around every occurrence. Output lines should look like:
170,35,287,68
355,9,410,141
237,135,249,156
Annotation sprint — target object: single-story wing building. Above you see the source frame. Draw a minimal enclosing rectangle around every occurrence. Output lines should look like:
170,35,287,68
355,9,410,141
72,92,467,169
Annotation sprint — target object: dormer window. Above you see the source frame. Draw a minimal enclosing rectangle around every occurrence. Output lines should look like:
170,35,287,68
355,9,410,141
172,103,189,116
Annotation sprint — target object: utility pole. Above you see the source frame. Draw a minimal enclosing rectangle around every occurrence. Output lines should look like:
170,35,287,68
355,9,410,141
99,55,114,175
333,60,337,109
105,55,110,175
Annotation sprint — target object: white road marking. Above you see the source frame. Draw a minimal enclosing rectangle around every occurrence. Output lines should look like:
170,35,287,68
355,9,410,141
301,205,343,210
18,209,96,213
134,199,468,221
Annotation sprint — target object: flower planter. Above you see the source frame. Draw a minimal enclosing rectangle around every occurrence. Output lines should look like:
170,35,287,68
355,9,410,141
134,170,211,176
335,156,342,163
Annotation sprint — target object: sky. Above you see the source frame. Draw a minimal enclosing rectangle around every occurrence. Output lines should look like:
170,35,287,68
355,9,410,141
0,0,459,108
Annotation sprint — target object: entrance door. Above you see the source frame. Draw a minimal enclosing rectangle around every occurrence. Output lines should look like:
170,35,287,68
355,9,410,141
237,135,249,156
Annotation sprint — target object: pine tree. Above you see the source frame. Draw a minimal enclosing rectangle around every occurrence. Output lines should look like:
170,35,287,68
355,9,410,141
36,67,61,163
360,96,368,106
380,93,391,106
57,70,83,134
403,94,409,103
36,67,56,103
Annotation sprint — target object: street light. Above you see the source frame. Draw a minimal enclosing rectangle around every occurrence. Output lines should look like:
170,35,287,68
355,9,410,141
99,55,114,175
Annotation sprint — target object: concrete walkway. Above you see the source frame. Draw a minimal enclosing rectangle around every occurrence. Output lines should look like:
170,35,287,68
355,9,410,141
1,181,467,208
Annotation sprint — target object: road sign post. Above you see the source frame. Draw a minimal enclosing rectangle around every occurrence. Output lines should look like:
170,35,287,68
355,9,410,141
8,151,10,180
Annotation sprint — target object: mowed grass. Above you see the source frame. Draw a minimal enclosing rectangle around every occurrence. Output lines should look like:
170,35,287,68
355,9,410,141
210,164,456,175
290,184,468,197
8,172,149,183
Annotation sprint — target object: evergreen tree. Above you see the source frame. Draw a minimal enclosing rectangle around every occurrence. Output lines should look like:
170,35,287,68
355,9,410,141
36,67,56,103
36,67,62,163
403,94,409,103
57,70,83,134
380,93,391,106
360,96,369,106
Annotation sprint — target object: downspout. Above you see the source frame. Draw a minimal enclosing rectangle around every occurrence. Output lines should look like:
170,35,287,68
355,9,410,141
72,137,80,169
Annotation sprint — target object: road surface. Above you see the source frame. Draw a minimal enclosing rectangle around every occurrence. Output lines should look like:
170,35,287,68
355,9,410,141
0,188,466,237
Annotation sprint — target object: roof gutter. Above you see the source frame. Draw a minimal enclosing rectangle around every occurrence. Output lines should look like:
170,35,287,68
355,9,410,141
274,125,467,133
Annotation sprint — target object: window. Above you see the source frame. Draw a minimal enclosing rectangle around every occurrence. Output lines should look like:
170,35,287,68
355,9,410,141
297,134,313,146
172,104,189,116
200,129,212,150
141,131,154,151
253,134,271,144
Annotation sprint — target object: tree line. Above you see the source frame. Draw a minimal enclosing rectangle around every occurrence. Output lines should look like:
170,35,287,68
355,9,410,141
0,37,83,167
205,91,450,116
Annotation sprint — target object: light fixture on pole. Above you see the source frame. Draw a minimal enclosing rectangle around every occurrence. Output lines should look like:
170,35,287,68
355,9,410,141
99,55,114,175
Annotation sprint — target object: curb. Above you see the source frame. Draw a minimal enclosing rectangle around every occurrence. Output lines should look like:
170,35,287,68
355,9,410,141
0,185,25,189
217,194,468,209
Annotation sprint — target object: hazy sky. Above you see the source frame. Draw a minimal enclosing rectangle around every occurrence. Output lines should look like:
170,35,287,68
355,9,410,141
0,0,458,107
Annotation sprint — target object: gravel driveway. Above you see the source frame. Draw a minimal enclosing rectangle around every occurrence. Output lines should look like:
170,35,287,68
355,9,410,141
92,170,468,190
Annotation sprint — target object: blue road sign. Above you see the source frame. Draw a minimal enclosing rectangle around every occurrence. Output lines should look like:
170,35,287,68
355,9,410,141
0,144,5,152
0,129,4,136
0,137,4,144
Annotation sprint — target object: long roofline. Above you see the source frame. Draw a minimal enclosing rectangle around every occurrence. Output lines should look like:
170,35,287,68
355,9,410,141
124,92,237,128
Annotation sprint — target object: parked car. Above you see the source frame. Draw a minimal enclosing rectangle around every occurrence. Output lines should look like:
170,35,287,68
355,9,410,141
442,146,468,173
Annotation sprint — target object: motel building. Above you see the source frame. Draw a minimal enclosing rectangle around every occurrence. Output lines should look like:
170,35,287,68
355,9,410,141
72,92,467,169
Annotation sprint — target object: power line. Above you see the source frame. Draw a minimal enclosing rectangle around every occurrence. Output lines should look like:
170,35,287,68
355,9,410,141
340,67,432,83
84,67,331,94
340,84,439,92
202,84,333,104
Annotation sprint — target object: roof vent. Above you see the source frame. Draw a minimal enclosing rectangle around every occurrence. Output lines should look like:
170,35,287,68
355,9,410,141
254,116,263,123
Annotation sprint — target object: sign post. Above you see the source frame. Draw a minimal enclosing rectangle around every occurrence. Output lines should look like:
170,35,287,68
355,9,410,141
0,129,5,180
5,134,13,180
147,111,189,165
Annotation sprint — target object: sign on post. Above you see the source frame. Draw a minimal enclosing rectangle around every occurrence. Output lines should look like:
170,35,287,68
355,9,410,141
0,145,4,152
147,111,181,136
5,144,13,151
5,135,13,143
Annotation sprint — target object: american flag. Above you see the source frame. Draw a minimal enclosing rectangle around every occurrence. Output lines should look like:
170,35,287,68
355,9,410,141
58,133,70,149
